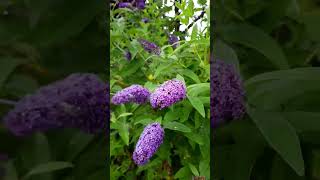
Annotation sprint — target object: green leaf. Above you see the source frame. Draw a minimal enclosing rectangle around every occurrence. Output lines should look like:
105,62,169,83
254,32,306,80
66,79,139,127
0,57,23,88
24,161,73,179
187,83,210,97
163,121,191,133
4,160,18,180
188,163,199,176
245,67,320,87
66,132,94,161
303,11,320,42
191,24,198,40
180,69,201,83
247,107,305,176
164,110,179,122
117,112,133,119
188,96,205,118
28,0,105,46
283,111,320,133
184,132,204,145
213,39,240,72
221,23,289,69
174,166,191,179
176,74,185,84
134,118,153,126
199,159,210,178
118,123,129,146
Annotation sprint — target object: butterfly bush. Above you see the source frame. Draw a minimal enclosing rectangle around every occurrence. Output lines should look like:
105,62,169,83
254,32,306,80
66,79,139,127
150,79,187,109
138,39,161,55
4,73,109,136
133,122,164,165
111,85,150,105
211,59,246,128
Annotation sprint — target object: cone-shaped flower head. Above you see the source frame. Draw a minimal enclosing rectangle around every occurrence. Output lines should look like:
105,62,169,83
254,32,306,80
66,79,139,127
4,73,109,136
111,85,150,105
133,122,164,165
168,34,179,49
138,39,161,55
211,59,245,128
150,79,186,109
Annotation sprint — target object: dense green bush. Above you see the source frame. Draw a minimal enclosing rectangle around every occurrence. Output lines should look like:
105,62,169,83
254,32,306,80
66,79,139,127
213,0,320,179
110,0,210,179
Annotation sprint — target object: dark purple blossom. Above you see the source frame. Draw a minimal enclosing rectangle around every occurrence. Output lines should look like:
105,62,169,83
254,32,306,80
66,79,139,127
168,34,179,49
111,85,150,105
124,50,132,61
133,122,164,165
142,18,149,23
138,39,161,55
134,0,146,9
150,79,186,109
118,2,132,8
4,73,109,136
211,59,245,128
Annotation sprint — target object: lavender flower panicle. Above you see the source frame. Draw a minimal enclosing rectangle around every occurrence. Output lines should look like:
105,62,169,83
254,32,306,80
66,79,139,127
4,73,109,136
124,50,132,61
150,79,186,109
118,2,131,8
111,85,150,105
168,34,179,49
211,59,245,128
133,122,164,165
138,39,161,55
135,0,146,9
142,18,149,23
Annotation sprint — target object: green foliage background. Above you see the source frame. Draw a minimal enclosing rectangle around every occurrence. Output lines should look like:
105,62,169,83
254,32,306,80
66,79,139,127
0,1,108,179
110,0,210,179
213,0,320,179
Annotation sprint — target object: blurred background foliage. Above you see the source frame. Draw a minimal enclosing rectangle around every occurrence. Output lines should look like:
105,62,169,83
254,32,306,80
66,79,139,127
110,0,209,179
0,0,108,179
213,0,320,179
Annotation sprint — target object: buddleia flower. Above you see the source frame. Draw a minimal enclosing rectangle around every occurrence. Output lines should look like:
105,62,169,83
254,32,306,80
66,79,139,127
211,59,245,128
4,73,109,136
138,39,161,55
133,122,164,165
124,50,132,61
150,79,186,109
111,85,150,105
168,34,179,49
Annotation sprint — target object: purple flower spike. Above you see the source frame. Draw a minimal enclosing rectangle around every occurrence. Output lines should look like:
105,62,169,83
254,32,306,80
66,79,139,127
150,79,186,109
138,39,161,55
133,122,164,165
168,34,179,49
135,0,146,9
4,73,109,136
211,59,245,128
111,85,150,105
124,50,132,61
142,18,149,23
118,2,132,8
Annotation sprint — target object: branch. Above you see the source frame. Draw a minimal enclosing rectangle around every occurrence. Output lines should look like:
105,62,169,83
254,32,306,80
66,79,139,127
183,7,206,34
